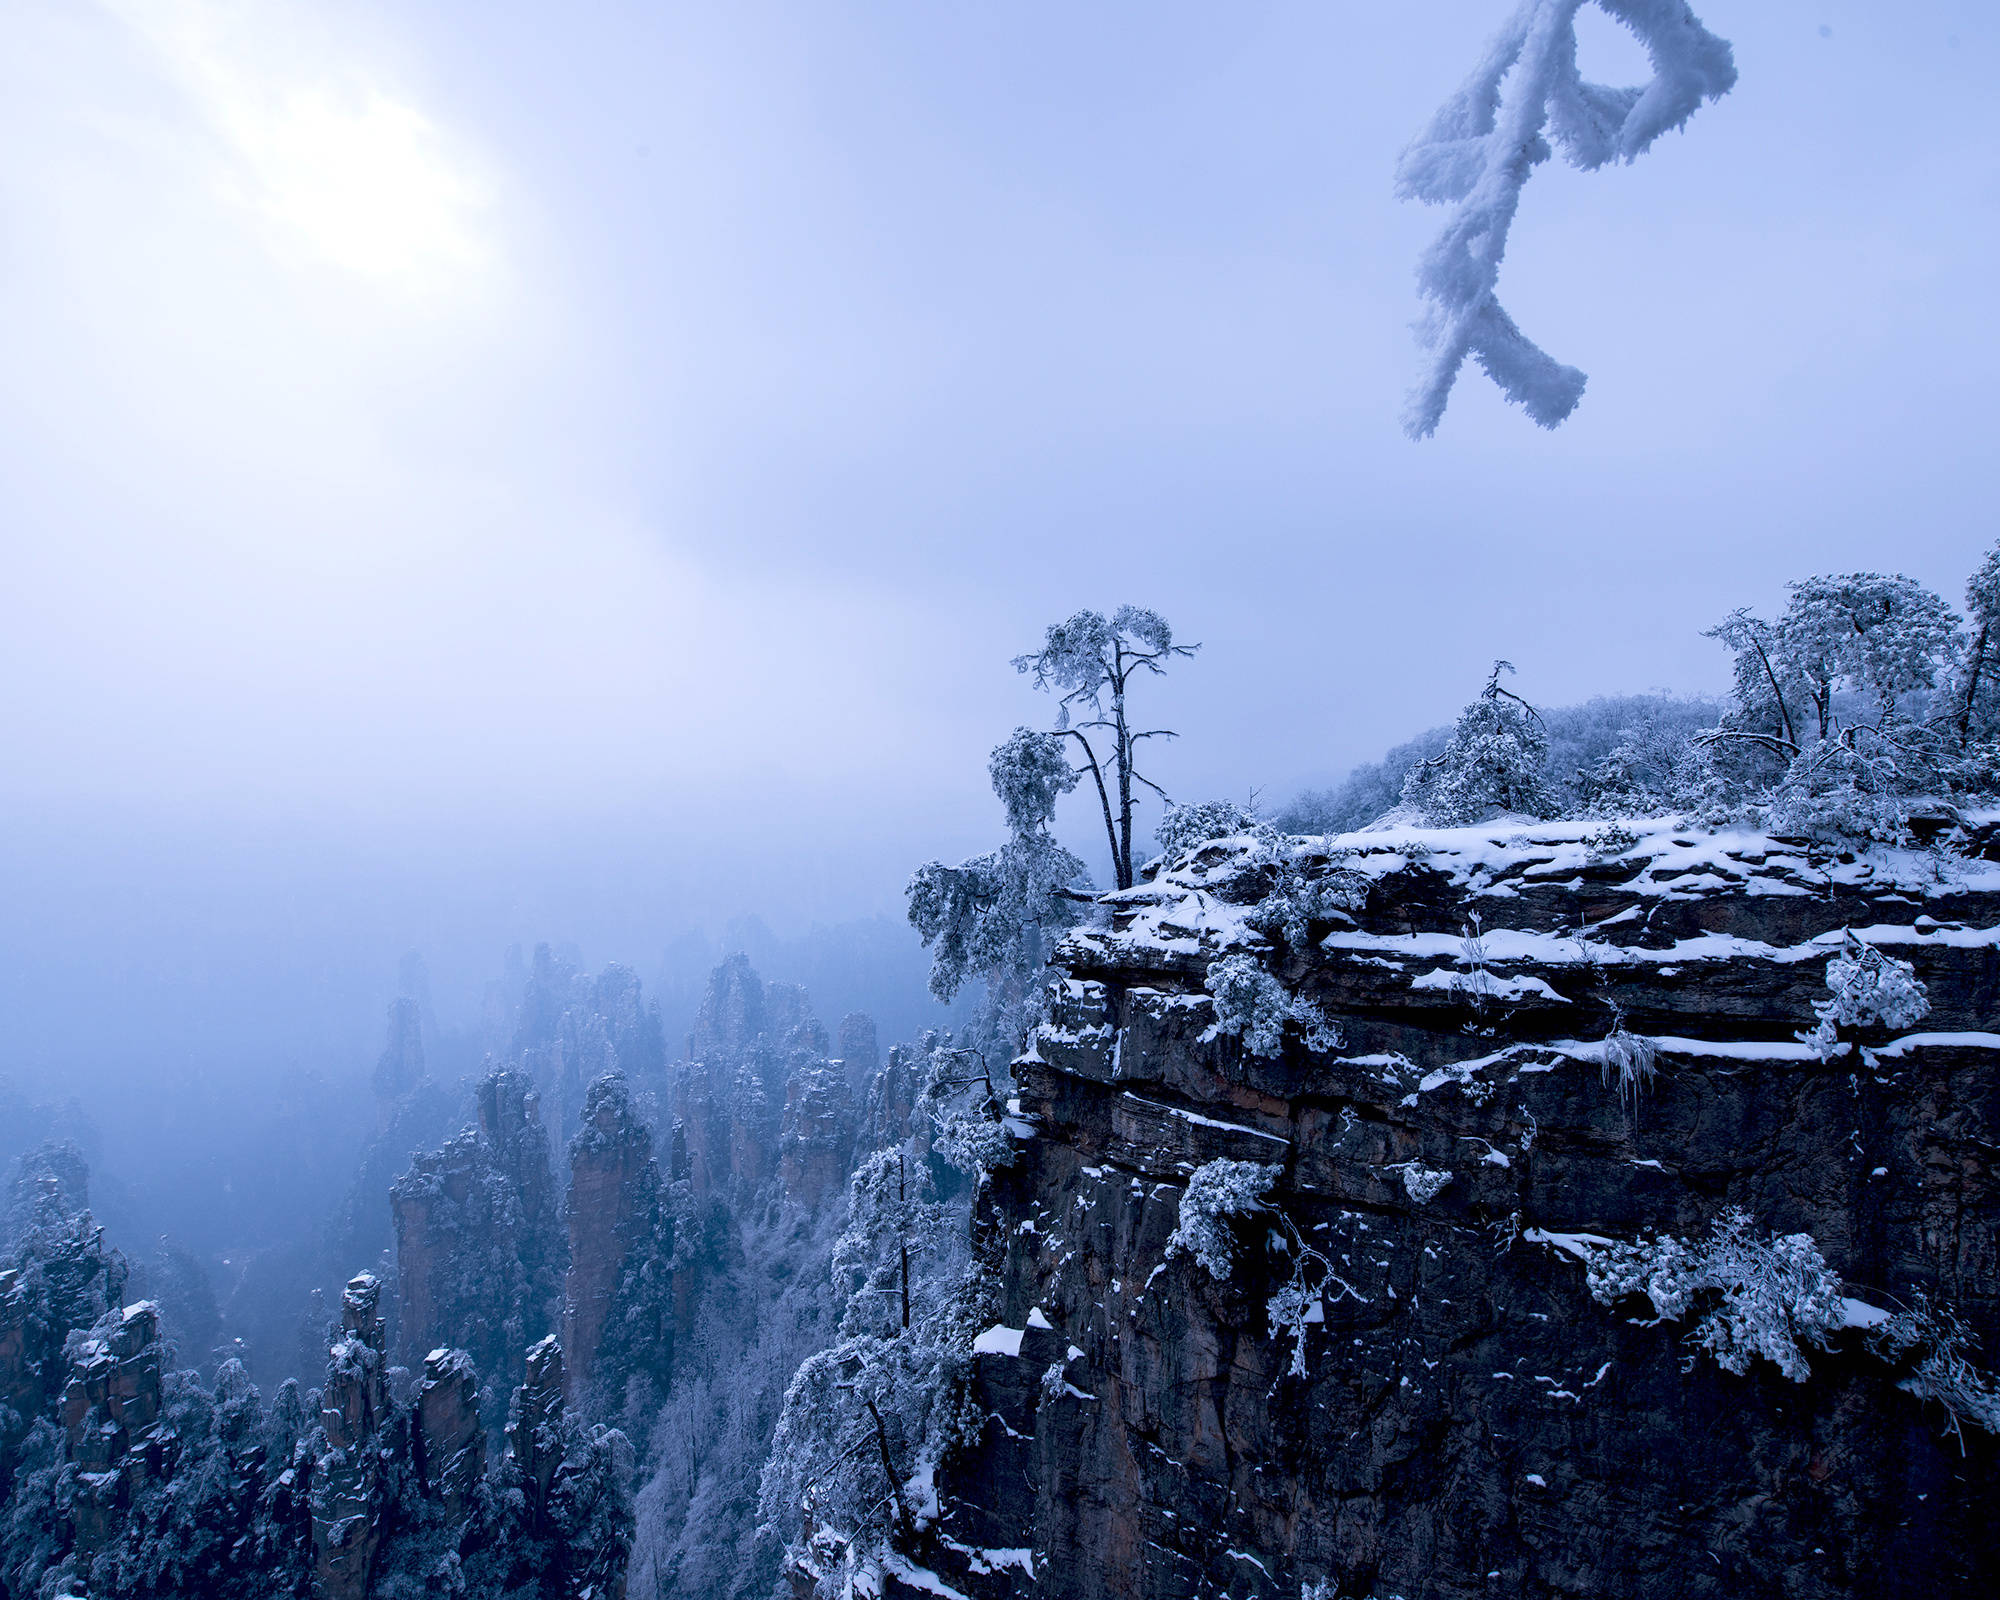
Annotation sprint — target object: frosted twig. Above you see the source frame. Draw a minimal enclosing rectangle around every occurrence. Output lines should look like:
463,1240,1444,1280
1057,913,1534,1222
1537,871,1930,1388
1396,0,1736,438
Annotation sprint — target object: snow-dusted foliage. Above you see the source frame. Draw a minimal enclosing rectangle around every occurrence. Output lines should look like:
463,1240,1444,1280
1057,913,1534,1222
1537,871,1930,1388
1780,574,1959,737
916,1040,1016,1189
1799,930,1931,1061
1398,1164,1455,1205
1698,568,1987,838
1396,0,1736,437
759,1041,1002,1596
1952,542,2000,745
1167,1159,1278,1281
1155,798,1266,861
831,1147,952,1340
1867,1294,2000,1445
1402,662,1560,824
1279,693,1716,833
1578,1209,1845,1382
1204,954,1344,1058
908,727,1091,1066
1166,1160,1349,1378
1243,854,1370,951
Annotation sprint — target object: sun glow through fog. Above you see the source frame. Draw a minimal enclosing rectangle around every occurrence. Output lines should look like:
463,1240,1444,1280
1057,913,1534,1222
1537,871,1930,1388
107,0,493,298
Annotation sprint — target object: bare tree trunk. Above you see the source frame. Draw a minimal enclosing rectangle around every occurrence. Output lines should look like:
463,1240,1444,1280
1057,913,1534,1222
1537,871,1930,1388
1112,648,1134,889
864,1398,907,1536
1961,622,1991,744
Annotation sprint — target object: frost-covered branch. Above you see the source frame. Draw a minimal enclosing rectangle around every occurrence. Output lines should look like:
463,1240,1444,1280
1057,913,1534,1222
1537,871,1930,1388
1575,1209,1843,1382
1396,0,1736,438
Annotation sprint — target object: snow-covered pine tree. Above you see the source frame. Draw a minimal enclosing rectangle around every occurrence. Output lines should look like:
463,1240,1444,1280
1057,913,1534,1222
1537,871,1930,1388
1013,607,1198,892
906,728,1092,1068
1702,571,1962,837
1397,0,1737,437
1401,661,1560,824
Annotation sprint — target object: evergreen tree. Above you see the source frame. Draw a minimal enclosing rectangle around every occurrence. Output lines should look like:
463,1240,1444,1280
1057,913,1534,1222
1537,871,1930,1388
1401,661,1559,824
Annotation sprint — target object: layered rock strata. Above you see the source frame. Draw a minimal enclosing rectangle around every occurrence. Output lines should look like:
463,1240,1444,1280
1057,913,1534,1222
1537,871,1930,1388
939,820,2000,1600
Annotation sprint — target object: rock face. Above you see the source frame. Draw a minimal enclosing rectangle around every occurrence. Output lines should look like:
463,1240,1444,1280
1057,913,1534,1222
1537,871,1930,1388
392,1067,565,1386
416,1346,486,1520
313,1272,392,1600
672,954,872,1210
371,997,426,1133
0,1195,128,1492
508,1333,569,1518
563,1074,673,1405
780,1062,858,1207
840,1011,882,1096
863,1043,922,1152
60,1301,163,1566
937,821,2000,1600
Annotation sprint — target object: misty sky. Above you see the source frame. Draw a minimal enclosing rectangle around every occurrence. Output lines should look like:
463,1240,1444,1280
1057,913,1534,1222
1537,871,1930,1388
3,2,1997,1083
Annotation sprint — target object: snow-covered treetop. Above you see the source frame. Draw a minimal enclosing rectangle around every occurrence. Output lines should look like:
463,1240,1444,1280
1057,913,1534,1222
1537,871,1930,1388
1777,574,1959,727
1397,0,1736,438
988,727,1081,837
1012,606,1186,716
1401,661,1560,826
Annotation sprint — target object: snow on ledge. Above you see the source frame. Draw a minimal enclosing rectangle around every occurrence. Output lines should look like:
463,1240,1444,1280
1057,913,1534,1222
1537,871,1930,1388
1868,1031,2000,1058
1120,1090,1291,1145
1523,1227,1616,1261
880,1551,975,1600
972,1324,1024,1357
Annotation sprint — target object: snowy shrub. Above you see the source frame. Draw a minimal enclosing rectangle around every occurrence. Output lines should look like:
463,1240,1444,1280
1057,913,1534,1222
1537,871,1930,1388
1799,931,1930,1062
1579,1210,1845,1383
917,1042,1016,1188
1401,662,1560,824
1204,955,1343,1058
1264,1277,1322,1382
1581,823,1640,860
1244,858,1370,951
1867,1293,2000,1446
1155,799,1268,860
908,727,1091,1066
1766,734,1927,845
1397,1165,1453,1205
1395,0,1736,437
1167,1160,1279,1281
1166,1160,1345,1377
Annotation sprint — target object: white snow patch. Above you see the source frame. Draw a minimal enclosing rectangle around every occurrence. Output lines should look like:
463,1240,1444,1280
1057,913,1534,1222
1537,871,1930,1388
1523,1227,1617,1261
972,1325,1024,1357
1120,1092,1290,1145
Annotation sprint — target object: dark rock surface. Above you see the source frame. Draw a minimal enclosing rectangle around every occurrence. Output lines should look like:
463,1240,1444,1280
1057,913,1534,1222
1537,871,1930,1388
563,1073,673,1405
60,1301,163,1565
390,1067,564,1388
933,822,2000,1600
